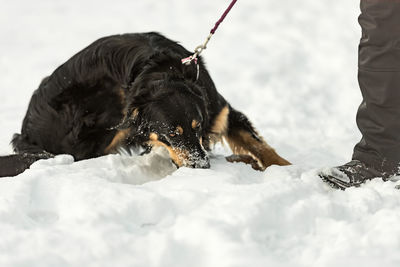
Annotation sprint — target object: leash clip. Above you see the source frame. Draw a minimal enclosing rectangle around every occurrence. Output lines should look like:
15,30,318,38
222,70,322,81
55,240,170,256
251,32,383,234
181,32,213,66
180,0,238,79
181,55,200,81
181,55,198,66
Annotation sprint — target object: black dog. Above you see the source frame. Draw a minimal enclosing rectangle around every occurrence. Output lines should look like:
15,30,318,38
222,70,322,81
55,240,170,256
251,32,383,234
0,32,289,177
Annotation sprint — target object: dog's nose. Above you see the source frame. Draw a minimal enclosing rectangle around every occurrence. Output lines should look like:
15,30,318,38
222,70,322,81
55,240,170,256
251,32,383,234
188,150,210,169
193,158,210,169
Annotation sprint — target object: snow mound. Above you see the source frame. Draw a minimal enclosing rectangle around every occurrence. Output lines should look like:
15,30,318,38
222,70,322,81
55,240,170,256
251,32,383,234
1,152,400,267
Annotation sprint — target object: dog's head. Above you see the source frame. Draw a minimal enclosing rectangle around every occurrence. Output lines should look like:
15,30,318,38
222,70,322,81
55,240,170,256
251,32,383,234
123,77,210,169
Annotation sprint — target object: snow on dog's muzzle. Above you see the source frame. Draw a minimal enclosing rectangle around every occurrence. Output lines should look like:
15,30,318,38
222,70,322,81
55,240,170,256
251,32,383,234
188,152,210,169
184,142,210,169
172,144,210,169
147,133,209,169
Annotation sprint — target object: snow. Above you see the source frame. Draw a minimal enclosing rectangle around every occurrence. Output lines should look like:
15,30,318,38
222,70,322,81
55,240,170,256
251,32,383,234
1,0,400,266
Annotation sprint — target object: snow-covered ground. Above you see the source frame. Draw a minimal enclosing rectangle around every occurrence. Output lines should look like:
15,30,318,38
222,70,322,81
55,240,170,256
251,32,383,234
1,0,400,266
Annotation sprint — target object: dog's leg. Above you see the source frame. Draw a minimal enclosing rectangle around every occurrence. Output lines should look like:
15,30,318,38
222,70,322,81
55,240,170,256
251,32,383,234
0,153,53,178
225,107,290,170
0,134,55,177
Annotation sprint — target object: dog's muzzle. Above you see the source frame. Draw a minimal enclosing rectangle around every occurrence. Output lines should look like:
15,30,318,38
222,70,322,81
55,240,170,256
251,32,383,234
187,146,210,169
190,155,210,169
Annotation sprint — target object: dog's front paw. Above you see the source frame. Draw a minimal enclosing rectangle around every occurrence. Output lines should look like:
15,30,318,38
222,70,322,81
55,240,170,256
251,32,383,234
225,154,263,171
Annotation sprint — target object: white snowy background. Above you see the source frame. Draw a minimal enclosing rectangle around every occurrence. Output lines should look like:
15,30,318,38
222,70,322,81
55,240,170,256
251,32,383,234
1,0,400,266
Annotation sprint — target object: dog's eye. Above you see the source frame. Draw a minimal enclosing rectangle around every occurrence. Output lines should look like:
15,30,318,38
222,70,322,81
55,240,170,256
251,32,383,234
169,130,179,137
170,126,183,137
192,120,201,132
193,124,201,134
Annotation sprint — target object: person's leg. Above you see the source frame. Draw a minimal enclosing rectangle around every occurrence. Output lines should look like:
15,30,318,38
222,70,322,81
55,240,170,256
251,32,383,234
353,0,400,174
320,0,400,189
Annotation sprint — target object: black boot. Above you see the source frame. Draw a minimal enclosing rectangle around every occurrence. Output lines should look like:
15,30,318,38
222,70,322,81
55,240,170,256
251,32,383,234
318,160,395,190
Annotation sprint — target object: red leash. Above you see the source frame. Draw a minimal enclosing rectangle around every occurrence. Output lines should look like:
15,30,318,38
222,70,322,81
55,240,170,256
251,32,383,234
210,0,238,35
182,0,238,69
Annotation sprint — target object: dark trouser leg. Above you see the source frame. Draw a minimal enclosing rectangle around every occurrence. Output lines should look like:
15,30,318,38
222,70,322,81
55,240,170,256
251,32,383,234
353,0,400,174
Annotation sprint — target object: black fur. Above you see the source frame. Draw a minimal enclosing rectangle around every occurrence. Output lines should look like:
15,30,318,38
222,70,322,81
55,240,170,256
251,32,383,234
1,32,284,177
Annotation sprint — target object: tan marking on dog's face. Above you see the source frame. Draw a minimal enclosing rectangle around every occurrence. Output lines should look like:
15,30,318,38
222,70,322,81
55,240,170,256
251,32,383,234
104,129,130,154
118,88,126,105
131,108,139,119
147,138,190,167
149,132,158,141
117,88,128,117
211,106,229,135
170,126,183,137
176,126,183,135
192,120,200,130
